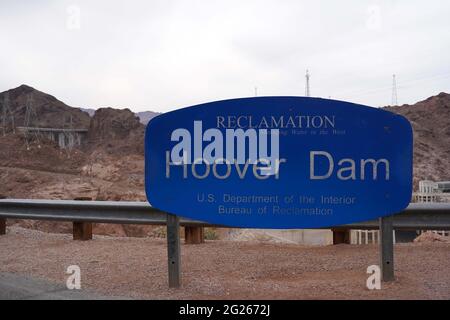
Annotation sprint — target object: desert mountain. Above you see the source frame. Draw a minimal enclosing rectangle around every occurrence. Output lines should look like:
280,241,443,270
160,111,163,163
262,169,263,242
0,85,148,155
82,108,160,125
385,92,450,186
87,107,145,155
0,85,90,129
0,85,149,235
1,85,449,188
1,85,449,185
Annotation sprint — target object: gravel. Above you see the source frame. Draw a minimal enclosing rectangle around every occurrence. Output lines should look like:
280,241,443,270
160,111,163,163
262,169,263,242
1,226,449,299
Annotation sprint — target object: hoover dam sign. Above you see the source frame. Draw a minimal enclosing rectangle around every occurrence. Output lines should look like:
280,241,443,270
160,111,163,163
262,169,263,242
145,97,413,228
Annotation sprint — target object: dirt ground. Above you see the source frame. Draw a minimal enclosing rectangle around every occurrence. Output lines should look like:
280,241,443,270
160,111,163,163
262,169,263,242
0,226,449,300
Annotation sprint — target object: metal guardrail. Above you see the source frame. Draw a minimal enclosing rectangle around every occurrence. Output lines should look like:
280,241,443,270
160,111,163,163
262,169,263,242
0,199,449,229
0,199,209,226
0,199,449,288
346,202,450,230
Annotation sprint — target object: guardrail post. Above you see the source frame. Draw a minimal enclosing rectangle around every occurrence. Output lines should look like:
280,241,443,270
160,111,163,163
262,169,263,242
167,214,181,288
72,197,93,241
73,222,93,240
0,218,6,235
185,226,204,244
379,215,395,281
332,228,350,244
0,195,5,235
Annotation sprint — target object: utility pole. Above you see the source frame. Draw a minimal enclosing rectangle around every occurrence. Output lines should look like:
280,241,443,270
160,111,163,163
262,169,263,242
305,70,311,97
254,87,258,97
391,74,398,106
1,92,15,136
23,93,40,150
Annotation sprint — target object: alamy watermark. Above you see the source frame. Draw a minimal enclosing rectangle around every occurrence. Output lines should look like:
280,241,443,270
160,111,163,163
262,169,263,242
66,265,81,290
66,5,81,30
366,5,382,31
366,265,381,290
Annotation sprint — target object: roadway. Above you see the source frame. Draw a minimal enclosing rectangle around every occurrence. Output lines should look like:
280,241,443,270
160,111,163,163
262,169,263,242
0,272,126,300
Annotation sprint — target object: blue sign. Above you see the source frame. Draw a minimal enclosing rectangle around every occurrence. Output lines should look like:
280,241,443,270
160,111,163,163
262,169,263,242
145,97,412,229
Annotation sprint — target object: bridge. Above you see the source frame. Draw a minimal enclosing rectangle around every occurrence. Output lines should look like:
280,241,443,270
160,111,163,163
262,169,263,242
16,127,88,149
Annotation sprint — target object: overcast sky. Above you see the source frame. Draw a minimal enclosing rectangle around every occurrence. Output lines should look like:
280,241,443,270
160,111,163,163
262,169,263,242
1,0,449,112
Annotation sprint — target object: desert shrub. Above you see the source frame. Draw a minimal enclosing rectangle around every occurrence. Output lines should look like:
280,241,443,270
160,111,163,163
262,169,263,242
204,228,219,240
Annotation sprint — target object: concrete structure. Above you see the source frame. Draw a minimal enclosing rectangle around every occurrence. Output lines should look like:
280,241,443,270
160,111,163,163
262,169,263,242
413,180,450,203
17,127,88,149
353,180,450,244
266,180,450,245
258,229,333,245
412,180,450,237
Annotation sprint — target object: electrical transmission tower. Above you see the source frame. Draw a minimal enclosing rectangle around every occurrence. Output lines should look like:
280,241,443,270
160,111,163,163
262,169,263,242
305,70,311,97
1,92,15,136
23,93,40,150
391,74,398,106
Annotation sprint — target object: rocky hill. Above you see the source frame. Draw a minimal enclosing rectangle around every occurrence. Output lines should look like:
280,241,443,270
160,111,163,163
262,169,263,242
1,84,449,190
385,92,450,186
87,107,145,155
0,85,90,129
0,85,147,155
0,85,149,236
81,108,159,125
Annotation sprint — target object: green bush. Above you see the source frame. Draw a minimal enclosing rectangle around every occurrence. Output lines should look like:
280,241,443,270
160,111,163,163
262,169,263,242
204,228,219,240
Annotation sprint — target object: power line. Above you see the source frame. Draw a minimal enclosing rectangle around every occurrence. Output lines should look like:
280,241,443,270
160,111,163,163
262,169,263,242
1,92,15,136
334,71,450,102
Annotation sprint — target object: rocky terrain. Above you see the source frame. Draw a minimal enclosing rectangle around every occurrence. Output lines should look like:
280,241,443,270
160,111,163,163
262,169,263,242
87,107,145,155
0,85,149,236
0,85,90,129
0,84,449,237
82,108,159,125
385,92,450,187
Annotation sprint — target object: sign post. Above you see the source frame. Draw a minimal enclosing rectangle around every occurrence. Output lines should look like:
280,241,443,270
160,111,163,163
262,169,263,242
166,213,181,288
0,218,5,235
379,215,395,281
185,226,204,244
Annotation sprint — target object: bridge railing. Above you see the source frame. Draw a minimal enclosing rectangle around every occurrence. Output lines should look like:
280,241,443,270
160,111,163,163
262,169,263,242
0,199,449,288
